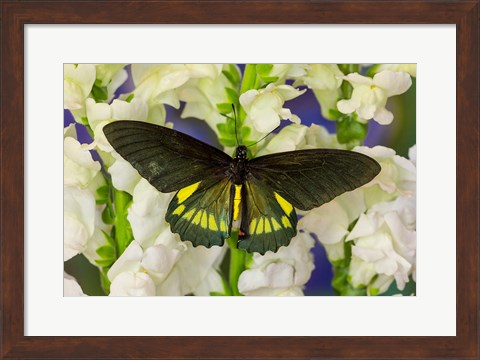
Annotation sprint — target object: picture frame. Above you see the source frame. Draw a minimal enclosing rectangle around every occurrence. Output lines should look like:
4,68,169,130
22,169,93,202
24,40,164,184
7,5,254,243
1,1,478,359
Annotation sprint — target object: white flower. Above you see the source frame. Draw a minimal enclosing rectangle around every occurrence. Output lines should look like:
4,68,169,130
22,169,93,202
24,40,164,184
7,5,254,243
64,135,101,189
64,186,96,261
64,272,86,296
178,64,236,136
108,237,226,296
85,97,151,156
256,124,308,156
347,197,416,294
409,144,417,166
354,146,416,206
156,242,226,296
291,64,344,120
64,64,96,110
376,64,417,77
300,123,346,150
131,64,222,109
239,83,306,135
127,179,173,247
298,190,366,261
256,122,345,156
337,71,412,125
95,64,126,87
257,64,307,83
237,233,315,296
298,64,344,91
110,272,157,296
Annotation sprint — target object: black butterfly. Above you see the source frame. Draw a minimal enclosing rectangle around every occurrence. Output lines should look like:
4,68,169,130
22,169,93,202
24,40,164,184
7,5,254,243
103,120,380,254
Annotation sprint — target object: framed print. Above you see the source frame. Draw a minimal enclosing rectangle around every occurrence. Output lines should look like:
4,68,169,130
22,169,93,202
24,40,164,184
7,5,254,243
1,1,478,359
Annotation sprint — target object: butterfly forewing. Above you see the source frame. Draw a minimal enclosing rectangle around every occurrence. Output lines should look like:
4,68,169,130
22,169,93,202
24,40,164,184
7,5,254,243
248,149,381,211
103,121,232,193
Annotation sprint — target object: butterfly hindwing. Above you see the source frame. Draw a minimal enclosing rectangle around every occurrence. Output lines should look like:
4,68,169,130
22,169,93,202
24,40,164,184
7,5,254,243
166,178,232,248
103,121,231,193
236,178,298,254
248,149,381,211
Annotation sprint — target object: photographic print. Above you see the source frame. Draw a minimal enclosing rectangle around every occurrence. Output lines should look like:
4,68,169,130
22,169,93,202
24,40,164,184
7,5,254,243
63,64,416,297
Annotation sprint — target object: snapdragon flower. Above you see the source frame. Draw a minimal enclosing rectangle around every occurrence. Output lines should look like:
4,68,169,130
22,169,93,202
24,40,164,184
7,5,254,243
299,144,416,294
64,125,106,262
131,64,223,108
64,64,96,110
375,64,417,77
178,64,237,136
108,240,225,296
337,71,412,125
347,196,416,294
64,272,86,296
237,233,315,296
239,83,305,136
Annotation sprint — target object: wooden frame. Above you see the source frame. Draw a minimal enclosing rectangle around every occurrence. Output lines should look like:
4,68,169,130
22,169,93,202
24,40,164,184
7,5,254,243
1,1,478,358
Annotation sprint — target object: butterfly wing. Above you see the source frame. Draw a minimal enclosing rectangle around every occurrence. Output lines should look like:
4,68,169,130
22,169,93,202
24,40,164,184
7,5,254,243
166,178,233,248
248,149,381,211
236,149,380,253
103,120,232,193
237,178,297,254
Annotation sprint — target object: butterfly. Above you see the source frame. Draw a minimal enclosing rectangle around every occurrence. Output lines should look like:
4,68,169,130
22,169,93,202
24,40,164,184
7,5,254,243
103,120,380,254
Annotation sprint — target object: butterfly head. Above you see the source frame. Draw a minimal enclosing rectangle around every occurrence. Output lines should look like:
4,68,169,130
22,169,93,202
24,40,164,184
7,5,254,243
235,145,248,160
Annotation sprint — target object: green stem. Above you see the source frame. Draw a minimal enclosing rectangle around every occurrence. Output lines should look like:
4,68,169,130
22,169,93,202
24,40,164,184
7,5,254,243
227,232,245,296
238,64,259,123
113,189,133,256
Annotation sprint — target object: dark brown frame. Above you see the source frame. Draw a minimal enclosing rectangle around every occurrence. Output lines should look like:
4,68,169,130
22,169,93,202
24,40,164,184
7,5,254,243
1,1,478,359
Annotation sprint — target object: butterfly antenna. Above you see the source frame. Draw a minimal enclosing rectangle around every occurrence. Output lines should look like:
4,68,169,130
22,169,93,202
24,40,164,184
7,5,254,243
232,104,240,146
246,125,280,148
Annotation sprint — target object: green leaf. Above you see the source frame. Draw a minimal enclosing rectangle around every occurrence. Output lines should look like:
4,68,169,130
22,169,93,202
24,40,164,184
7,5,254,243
125,93,135,103
101,229,116,247
228,64,241,84
240,126,251,140
80,116,89,126
216,123,227,133
225,87,238,104
91,84,108,101
336,115,368,148
96,245,115,259
218,137,237,147
258,76,279,84
256,64,273,76
101,204,115,225
99,267,111,294
96,185,110,201
95,259,114,267
216,102,233,115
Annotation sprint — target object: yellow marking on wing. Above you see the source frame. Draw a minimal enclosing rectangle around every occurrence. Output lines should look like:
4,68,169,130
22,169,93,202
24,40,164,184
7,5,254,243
208,214,218,231
274,192,293,215
264,218,272,233
271,218,281,231
172,204,185,216
183,209,195,220
200,211,208,229
281,216,291,228
256,217,264,234
220,220,227,232
192,210,202,225
233,184,242,220
249,218,257,234
177,181,201,204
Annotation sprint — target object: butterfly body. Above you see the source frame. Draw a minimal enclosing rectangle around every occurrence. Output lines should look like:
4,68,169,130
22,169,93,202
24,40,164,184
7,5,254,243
103,120,381,254
229,145,249,185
